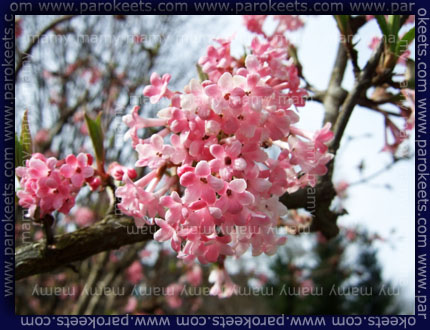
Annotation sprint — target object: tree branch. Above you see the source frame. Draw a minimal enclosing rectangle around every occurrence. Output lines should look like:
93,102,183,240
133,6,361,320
349,153,414,187
15,215,156,281
330,40,385,154
280,180,338,238
323,42,348,125
15,15,75,80
323,15,367,125
282,23,388,240
72,251,110,315
83,243,144,315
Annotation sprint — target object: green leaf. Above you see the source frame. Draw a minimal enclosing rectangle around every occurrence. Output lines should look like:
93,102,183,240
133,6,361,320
388,15,401,35
15,133,23,170
395,26,415,57
84,112,105,170
334,15,350,35
196,64,209,82
20,109,33,162
375,15,389,38
387,15,401,52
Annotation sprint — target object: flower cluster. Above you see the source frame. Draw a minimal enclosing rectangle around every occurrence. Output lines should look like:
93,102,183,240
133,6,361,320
164,264,203,308
243,15,304,36
117,14,334,286
16,153,98,219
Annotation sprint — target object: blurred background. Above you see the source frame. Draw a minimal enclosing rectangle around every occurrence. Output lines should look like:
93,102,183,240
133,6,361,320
14,15,414,315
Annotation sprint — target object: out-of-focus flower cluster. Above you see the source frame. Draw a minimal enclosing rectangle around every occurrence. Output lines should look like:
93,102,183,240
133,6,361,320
116,14,334,298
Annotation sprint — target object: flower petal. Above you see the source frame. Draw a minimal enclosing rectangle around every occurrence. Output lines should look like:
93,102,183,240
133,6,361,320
180,172,196,187
195,161,210,178
229,179,247,193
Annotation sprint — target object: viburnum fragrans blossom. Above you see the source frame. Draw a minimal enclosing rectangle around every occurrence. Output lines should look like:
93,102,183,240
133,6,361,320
73,206,96,227
60,153,94,187
16,153,98,219
198,37,236,83
242,15,304,36
126,260,144,285
163,263,203,308
117,15,334,298
208,267,237,298
143,72,174,104
108,162,137,181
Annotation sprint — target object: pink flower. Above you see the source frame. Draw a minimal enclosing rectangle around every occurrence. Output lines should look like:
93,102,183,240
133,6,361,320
299,279,314,296
87,176,102,191
405,15,415,24
398,49,410,65
208,268,237,298
74,206,95,227
369,36,381,50
209,141,247,181
335,180,349,198
179,160,225,205
160,191,188,225
287,136,334,177
34,129,50,145
153,218,175,241
312,123,334,153
135,134,174,169
273,15,304,33
143,72,173,104
110,14,337,286
345,229,357,241
37,169,74,214
123,106,168,147
216,179,255,215
382,117,407,154
116,179,159,223
16,154,91,218
243,15,267,35
60,153,94,188
126,261,144,285
198,38,235,82
124,297,138,313
154,218,181,252
108,162,137,181
15,18,22,38
185,265,203,287
165,283,184,308
201,236,234,263
123,106,167,132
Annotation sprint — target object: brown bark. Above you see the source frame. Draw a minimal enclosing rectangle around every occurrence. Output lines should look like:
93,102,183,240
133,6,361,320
15,215,156,281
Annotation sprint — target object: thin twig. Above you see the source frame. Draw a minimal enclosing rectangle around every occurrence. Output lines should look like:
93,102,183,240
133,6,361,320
349,154,414,187
15,15,75,80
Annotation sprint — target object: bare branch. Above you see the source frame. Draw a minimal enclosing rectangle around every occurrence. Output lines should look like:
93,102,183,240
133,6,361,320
330,40,386,154
15,215,156,281
349,154,414,187
15,15,75,80
323,43,348,125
